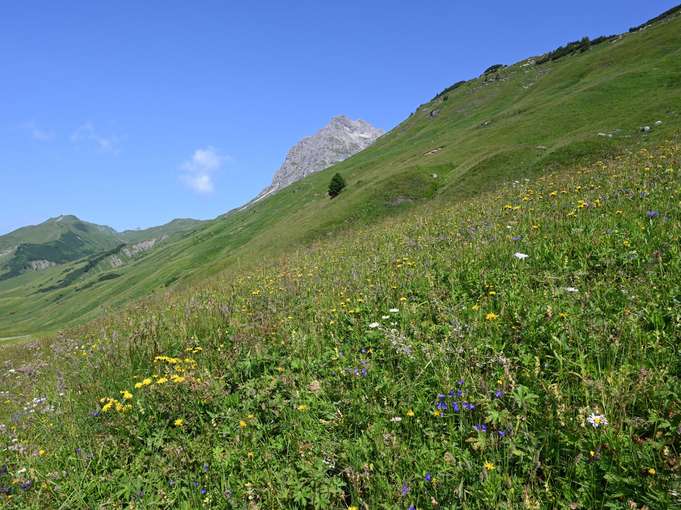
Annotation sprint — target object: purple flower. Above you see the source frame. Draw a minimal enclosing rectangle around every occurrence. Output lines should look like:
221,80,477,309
0,487,12,495
647,210,659,219
193,481,199,488
498,430,506,438
203,464,209,472
408,506,416,510
451,402,460,413
425,472,432,482
512,235,523,241
462,401,475,411
200,487,207,495
457,379,464,386
473,423,488,433
361,368,368,377
20,480,32,491
401,482,409,497
495,389,504,398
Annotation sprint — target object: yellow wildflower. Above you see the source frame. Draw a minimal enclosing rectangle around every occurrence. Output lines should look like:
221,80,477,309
297,404,308,412
120,390,133,400
406,409,415,417
239,420,248,428
174,418,184,427
485,312,498,321
484,462,495,471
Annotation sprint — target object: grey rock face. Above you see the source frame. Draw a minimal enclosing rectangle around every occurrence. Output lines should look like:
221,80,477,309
256,115,383,200
29,260,56,271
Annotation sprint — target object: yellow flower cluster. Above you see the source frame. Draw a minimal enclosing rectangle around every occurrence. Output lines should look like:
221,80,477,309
99,396,132,413
134,374,186,388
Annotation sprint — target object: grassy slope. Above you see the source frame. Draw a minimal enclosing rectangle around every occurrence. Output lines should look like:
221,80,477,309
119,218,206,244
1,15,680,336
4,15,681,337
1,140,679,508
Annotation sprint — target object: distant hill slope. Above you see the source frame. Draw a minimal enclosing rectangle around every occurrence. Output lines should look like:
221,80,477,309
1,7,680,336
0,216,204,282
0,216,122,281
118,218,205,244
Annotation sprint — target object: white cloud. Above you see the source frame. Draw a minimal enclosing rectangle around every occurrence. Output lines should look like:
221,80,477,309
22,121,55,142
71,122,120,153
180,147,224,194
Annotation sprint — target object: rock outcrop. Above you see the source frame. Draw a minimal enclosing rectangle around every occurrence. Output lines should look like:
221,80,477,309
256,115,383,200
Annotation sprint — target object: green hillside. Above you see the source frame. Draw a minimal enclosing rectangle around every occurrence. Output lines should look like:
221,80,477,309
1,6,681,508
2,135,679,509
0,215,116,251
0,217,205,335
0,215,123,281
2,9,680,337
119,218,206,244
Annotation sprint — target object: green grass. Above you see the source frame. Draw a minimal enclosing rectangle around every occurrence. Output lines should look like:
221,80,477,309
1,11,680,336
0,141,679,508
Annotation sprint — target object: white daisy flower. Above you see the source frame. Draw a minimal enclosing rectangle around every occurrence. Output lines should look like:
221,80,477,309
514,252,529,260
586,413,608,428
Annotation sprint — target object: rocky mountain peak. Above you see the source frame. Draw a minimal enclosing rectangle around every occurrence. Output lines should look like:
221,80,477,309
256,115,383,201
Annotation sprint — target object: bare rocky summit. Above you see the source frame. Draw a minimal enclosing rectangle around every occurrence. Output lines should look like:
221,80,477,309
256,115,383,201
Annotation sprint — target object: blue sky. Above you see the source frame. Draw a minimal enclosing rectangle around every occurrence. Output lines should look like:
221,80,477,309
1,1,677,234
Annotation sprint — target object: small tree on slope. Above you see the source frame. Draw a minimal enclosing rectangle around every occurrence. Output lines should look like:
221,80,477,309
328,173,346,198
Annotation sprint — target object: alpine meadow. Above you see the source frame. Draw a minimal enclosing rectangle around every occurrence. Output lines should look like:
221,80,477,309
1,4,681,509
